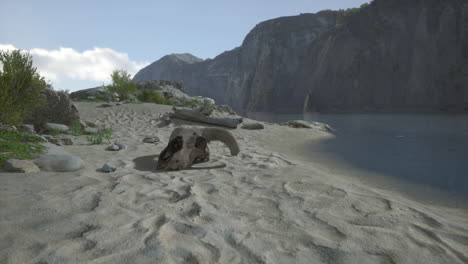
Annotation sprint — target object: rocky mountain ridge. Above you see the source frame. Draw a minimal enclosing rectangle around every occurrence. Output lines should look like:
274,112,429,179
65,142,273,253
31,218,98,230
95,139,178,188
133,0,468,113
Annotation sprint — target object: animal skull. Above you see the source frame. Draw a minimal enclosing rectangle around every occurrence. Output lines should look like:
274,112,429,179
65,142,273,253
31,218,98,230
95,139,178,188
157,127,240,170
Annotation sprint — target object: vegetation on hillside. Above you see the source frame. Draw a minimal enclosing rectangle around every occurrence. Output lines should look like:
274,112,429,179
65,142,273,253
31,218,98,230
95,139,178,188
107,70,136,100
336,1,372,26
0,49,50,126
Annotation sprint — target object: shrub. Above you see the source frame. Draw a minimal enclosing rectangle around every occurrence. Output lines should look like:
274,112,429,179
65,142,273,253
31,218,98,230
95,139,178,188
0,130,47,166
70,120,83,136
0,49,49,126
137,89,171,105
87,128,113,144
107,70,136,101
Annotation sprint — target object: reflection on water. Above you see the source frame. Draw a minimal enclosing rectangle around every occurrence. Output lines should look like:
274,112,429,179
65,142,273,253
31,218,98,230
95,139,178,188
248,112,468,197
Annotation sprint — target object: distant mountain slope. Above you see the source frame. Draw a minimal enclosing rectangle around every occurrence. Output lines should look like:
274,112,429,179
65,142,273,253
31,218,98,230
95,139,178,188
133,53,203,83
133,0,468,113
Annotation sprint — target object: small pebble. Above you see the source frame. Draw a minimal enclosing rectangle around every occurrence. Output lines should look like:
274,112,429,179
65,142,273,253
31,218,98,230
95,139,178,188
106,144,120,151
101,163,116,173
143,136,160,144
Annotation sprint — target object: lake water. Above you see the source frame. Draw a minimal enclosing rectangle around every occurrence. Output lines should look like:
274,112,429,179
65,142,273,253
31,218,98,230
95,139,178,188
247,112,468,200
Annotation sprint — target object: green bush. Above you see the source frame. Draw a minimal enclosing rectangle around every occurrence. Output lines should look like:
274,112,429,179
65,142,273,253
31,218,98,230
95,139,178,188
107,70,136,101
137,89,171,105
70,120,83,136
0,49,49,126
87,128,113,144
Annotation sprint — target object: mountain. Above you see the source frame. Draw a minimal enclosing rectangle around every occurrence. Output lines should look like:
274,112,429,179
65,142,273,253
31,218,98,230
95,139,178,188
133,0,468,113
133,53,203,83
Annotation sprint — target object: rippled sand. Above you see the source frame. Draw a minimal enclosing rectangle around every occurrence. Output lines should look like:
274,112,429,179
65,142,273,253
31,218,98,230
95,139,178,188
1,102,467,264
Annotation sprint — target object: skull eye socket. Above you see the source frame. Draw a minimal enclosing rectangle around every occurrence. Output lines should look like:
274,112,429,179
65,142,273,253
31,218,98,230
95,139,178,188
195,136,207,150
161,136,183,161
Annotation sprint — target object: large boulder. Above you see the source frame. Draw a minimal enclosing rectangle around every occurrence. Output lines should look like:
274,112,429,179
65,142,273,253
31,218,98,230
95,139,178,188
25,89,80,131
3,159,40,173
69,86,118,102
33,143,84,172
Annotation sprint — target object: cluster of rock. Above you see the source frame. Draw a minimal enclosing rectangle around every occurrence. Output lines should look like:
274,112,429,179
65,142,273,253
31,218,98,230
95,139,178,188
1,88,87,173
69,80,215,107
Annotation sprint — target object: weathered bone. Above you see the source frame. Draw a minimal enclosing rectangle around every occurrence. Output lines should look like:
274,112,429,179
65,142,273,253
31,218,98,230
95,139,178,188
157,127,239,170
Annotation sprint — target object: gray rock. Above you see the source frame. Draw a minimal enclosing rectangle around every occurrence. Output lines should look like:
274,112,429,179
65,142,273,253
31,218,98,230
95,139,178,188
84,127,99,134
99,103,113,108
0,124,17,132
106,144,120,151
84,120,97,128
33,143,83,172
283,120,313,129
59,137,74,145
115,143,126,150
241,123,264,130
3,159,40,173
46,123,69,132
19,124,35,134
26,89,80,130
101,163,116,173
143,136,160,144
42,135,61,145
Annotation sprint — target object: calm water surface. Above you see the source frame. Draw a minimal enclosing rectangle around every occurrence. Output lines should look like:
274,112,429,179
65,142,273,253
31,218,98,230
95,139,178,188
248,112,468,199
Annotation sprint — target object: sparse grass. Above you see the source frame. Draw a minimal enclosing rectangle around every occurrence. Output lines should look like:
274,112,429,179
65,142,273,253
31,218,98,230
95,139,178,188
70,121,83,136
138,89,171,105
87,128,113,144
0,130,47,166
48,128,63,136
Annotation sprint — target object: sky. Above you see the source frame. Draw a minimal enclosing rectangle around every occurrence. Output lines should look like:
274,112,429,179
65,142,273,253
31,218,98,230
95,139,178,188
0,0,369,92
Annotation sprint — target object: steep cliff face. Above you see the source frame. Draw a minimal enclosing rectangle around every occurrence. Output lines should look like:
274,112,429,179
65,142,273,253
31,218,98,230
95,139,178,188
133,12,337,113
303,0,468,112
134,0,468,113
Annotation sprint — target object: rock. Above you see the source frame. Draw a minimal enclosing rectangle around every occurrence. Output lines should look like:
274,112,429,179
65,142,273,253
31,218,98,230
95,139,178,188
114,143,126,150
99,103,113,108
170,107,242,128
84,121,97,128
25,89,80,130
84,127,99,134
33,143,84,172
70,85,117,102
241,123,264,130
19,124,35,134
284,120,313,129
106,144,120,151
0,124,17,132
46,123,69,132
101,163,116,173
143,136,160,144
59,137,74,145
3,159,40,173
283,120,335,132
42,135,61,145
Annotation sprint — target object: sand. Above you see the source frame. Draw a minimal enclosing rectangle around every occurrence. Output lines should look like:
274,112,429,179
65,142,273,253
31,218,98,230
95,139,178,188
1,102,467,264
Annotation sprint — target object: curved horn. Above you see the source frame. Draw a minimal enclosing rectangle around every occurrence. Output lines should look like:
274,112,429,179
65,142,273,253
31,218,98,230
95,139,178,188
202,128,240,156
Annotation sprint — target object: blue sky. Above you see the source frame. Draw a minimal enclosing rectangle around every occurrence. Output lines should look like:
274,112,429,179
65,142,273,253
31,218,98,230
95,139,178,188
0,0,369,92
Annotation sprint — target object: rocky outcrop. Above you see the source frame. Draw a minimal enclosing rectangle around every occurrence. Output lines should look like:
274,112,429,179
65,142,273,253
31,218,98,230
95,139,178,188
71,80,214,106
133,0,468,113
26,88,80,130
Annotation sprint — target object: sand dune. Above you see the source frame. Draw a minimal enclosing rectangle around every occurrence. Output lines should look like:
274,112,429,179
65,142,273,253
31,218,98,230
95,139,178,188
1,102,467,264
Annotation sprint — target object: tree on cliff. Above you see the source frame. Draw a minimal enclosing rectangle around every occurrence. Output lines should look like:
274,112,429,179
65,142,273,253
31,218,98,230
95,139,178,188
108,69,136,101
0,49,49,126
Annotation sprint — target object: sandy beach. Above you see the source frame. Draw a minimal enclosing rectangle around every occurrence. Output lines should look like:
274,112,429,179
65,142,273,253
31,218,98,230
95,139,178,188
1,102,468,264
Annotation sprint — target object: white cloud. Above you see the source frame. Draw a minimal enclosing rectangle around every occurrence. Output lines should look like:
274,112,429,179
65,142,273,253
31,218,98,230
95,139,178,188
0,43,149,91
